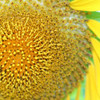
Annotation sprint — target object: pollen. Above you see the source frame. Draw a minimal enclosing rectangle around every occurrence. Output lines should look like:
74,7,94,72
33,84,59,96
0,0,92,100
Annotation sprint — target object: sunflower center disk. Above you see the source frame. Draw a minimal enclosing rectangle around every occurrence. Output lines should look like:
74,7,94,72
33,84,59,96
0,0,92,100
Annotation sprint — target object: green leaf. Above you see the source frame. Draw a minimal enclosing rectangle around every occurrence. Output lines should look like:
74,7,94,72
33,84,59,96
86,11,100,22
68,0,73,2
79,79,86,100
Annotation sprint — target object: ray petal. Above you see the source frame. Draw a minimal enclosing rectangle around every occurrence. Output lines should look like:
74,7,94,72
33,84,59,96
87,20,100,38
75,84,81,100
66,95,70,100
85,72,90,100
69,0,100,11
85,64,99,100
91,38,100,59
92,49,100,98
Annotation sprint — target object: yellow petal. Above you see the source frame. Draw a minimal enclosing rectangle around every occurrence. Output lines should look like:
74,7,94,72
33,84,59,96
69,0,100,11
92,49,100,98
88,64,96,100
75,84,81,100
66,95,70,100
91,38,100,59
85,64,100,100
85,72,90,100
87,20,100,38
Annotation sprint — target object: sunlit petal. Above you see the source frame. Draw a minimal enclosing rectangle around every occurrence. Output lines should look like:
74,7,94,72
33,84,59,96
66,95,70,100
92,49,100,98
75,84,81,100
85,64,100,100
91,38,100,59
85,72,90,100
87,20,100,38
70,0,100,11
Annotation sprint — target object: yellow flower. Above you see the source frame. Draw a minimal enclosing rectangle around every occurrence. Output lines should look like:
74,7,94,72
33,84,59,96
0,0,100,100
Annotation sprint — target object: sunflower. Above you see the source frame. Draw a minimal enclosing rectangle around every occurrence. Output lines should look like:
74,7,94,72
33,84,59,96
0,0,100,100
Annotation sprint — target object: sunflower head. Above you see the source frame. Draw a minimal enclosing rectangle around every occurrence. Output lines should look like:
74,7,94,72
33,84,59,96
0,0,98,100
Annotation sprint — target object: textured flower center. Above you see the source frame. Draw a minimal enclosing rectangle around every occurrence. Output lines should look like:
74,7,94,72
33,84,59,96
0,0,92,100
